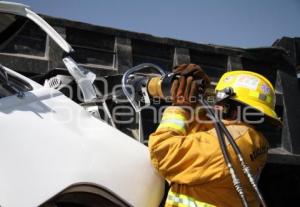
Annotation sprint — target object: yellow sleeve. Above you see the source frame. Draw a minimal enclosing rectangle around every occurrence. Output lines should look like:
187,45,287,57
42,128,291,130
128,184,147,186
148,106,226,185
156,106,190,135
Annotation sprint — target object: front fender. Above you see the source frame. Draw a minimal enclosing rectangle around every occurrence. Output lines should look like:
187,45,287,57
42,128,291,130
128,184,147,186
0,87,164,207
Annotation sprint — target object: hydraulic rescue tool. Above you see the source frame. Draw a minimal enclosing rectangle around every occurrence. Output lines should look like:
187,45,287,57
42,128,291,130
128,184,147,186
121,63,267,207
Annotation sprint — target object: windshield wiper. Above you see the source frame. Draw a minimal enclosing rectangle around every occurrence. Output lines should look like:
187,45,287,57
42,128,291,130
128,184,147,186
0,64,24,98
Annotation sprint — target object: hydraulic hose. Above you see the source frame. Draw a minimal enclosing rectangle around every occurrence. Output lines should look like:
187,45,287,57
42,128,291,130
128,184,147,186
200,97,267,207
199,97,249,207
217,115,267,207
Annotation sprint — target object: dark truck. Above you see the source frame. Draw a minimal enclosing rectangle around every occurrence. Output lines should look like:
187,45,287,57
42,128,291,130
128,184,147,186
0,12,299,206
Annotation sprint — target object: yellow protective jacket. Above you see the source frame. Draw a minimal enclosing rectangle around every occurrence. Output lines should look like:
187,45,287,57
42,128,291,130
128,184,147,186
149,106,269,207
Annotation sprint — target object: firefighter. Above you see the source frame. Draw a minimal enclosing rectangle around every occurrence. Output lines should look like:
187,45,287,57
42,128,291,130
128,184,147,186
148,64,281,207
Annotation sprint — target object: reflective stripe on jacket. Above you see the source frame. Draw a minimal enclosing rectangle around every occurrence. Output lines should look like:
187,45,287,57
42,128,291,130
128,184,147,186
149,106,269,207
167,191,215,207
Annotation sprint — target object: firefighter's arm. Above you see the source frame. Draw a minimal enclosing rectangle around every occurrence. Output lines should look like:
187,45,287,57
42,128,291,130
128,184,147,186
148,106,225,184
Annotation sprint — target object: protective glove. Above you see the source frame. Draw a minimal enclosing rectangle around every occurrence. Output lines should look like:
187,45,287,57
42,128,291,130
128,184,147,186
173,63,210,88
171,75,199,106
170,64,210,106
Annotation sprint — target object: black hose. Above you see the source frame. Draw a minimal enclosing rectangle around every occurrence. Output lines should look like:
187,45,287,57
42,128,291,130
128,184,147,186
217,116,267,207
199,98,249,207
200,97,267,207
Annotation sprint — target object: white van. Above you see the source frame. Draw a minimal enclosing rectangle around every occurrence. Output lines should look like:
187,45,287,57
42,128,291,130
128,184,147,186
0,2,164,207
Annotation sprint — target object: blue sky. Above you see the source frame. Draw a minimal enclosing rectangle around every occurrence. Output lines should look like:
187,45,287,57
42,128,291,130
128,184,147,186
12,0,300,48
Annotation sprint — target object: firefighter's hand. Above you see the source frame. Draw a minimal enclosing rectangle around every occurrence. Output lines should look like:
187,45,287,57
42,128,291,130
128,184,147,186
173,64,210,89
170,75,199,107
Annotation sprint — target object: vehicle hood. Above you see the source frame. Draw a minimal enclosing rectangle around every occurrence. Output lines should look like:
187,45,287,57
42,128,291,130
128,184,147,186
0,87,164,207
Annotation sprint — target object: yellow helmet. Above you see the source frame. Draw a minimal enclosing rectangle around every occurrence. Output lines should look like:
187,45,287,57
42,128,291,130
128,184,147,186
215,70,281,125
